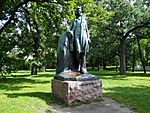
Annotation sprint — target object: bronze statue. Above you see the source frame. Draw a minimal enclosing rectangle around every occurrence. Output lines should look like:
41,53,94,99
67,7,91,74
55,7,98,81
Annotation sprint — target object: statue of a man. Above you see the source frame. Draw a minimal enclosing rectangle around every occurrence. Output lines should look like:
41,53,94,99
67,7,91,74
55,7,99,81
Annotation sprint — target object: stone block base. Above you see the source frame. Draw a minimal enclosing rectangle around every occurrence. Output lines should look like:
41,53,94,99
51,79,102,105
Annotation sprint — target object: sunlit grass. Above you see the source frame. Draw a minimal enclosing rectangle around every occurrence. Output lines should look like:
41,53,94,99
89,68,150,113
0,70,56,113
0,69,150,113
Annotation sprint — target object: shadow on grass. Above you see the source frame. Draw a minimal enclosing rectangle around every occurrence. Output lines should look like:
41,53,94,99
12,69,55,73
103,86,150,113
90,71,119,76
89,69,150,80
127,72,150,77
0,77,50,84
12,70,31,74
13,74,31,77
0,85,32,91
32,73,55,78
13,72,55,78
0,70,55,91
4,92,65,105
89,71,128,80
0,77,50,91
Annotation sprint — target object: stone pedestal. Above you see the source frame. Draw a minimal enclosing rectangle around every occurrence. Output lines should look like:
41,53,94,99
51,79,102,105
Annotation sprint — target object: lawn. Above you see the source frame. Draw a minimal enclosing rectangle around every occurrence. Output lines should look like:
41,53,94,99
0,69,150,113
0,70,56,113
90,68,150,113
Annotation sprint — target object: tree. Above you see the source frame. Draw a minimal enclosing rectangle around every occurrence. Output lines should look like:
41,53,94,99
0,0,112,76
0,0,66,75
100,0,150,75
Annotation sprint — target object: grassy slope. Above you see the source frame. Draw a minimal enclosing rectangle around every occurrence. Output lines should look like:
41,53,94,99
0,69,150,113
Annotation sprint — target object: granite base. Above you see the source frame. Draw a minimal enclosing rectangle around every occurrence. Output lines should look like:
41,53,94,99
51,79,102,105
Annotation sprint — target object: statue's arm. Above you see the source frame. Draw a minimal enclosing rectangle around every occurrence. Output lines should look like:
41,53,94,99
85,19,91,43
67,20,76,35
67,20,76,51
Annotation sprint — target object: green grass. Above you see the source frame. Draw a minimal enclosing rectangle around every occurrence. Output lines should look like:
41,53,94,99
0,70,56,113
89,68,150,113
0,69,150,113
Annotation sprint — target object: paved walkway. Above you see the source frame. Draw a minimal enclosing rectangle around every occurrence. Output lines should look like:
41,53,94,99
48,97,137,113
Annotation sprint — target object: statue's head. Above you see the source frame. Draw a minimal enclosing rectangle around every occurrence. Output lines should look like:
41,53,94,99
75,6,82,17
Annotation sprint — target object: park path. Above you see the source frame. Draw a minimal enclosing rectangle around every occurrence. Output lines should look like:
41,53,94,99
47,97,137,113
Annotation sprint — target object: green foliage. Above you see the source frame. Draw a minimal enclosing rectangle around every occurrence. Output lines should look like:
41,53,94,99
0,0,113,76
88,0,150,70
0,0,149,75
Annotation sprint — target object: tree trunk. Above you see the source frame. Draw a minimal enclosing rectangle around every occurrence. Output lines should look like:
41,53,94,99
132,48,135,72
103,60,106,70
0,0,5,14
31,63,37,75
31,34,39,75
126,57,128,71
119,22,150,74
97,64,100,71
92,60,94,69
116,63,118,72
120,39,126,75
31,20,40,75
137,36,146,74
45,66,47,71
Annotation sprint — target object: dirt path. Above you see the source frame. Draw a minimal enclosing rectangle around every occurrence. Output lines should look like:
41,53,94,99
48,97,137,113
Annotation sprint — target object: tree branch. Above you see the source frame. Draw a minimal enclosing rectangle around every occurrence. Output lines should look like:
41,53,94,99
123,22,150,39
0,0,32,34
0,0,6,14
0,0,60,34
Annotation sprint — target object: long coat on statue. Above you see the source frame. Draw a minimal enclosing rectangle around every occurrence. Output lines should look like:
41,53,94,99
68,16,90,53
56,16,90,74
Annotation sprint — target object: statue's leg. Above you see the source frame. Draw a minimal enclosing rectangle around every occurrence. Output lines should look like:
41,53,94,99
73,51,80,71
80,52,87,74
68,51,74,70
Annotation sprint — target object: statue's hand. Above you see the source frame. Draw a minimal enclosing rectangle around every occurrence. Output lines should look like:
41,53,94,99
67,31,73,38
88,38,91,43
69,31,73,36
